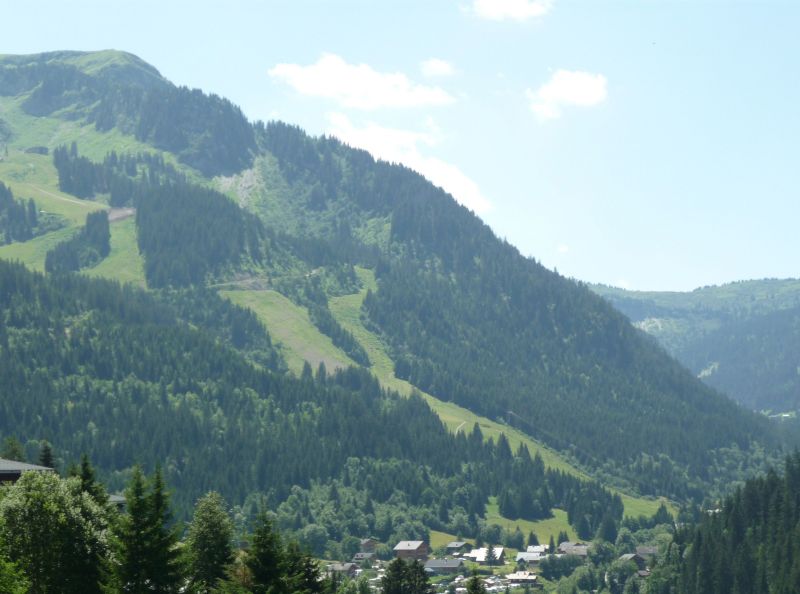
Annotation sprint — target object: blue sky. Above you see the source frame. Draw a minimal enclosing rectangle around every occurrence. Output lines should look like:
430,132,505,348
5,0,799,290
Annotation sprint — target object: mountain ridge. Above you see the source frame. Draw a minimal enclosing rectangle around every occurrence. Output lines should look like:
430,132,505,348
0,49,792,514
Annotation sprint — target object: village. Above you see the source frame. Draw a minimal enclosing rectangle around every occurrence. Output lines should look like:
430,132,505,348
326,537,657,592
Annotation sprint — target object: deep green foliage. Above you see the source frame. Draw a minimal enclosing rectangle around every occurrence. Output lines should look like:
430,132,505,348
380,558,432,594
135,179,266,287
45,210,110,273
110,466,183,594
0,181,39,244
654,453,800,594
53,143,182,204
0,260,620,537
259,121,785,502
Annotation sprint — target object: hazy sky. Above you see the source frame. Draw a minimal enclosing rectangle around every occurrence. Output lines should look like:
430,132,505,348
4,0,799,290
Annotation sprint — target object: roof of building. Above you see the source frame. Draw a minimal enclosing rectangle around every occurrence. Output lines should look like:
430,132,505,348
424,559,464,569
515,552,542,562
507,571,538,583
394,540,425,551
330,563,358,572
0,458,53,474
526,544,548,554
466,547,504,563
446,541,468,548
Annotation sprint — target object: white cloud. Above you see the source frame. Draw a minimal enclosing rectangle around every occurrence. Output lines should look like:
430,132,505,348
269,53,455,110
527,69,608,120
327,113,491,214
421,58,455,78
472,0,552,21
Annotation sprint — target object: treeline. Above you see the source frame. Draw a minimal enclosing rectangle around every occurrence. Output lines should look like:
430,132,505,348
0,464,338,593
44,210,110,273
647,453,800,594
53,142,181,204
0,260,622,538
136,179,267,287
0,181,60,244
53,143,268,287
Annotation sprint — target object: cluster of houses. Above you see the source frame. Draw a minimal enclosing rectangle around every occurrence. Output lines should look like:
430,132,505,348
327,537,658,591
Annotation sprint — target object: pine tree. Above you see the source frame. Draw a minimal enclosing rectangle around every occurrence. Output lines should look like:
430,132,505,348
145,466,183,593
111,466,183,593
186,491,235,593
38,441,55,469
465,573,486,594
247,512,285,594
381,558,408,594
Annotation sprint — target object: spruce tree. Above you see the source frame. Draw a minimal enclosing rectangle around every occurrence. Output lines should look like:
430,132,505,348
186,491,235,593
111,466,183,593
145,466,183,593
381,558,408,594
38,441,54,469
247,512,285,594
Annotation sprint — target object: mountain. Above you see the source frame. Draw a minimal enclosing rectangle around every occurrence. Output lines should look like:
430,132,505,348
594,281,800,413
0,49,793,523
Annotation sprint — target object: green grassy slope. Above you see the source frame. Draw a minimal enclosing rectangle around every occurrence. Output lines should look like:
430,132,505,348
84,216,146,286
220,289,355,375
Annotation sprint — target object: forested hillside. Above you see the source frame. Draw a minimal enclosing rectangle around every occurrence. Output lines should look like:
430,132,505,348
248,122,785,501
595,281,800,412
647,453,800,594
0,49,794,519
0,260,626,549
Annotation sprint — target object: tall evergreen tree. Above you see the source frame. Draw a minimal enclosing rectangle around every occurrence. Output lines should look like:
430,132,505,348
145,466,183,593
247,513,285,594
110,466,183,593
186,491,235,593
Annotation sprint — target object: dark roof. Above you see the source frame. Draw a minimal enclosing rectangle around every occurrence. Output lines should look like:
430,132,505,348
330,563,358,572
424,559,464,569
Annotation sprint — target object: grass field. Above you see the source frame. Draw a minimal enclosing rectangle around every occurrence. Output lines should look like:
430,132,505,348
84,217,146,286
221,289,355,375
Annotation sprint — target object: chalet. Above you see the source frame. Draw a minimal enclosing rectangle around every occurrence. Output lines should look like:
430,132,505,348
327,563,358,578
526,544,548,554
424,559,464,575
445,541,472,555
0,458,53,484
465,546,505,565
558,541,590,558
394,540,429,561
352,552,376,563
515,551,542,566
507,570,539,586
618,554,647,571
360,537,380,553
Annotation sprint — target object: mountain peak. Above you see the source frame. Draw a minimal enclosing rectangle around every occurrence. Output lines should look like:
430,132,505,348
0,49,166,90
